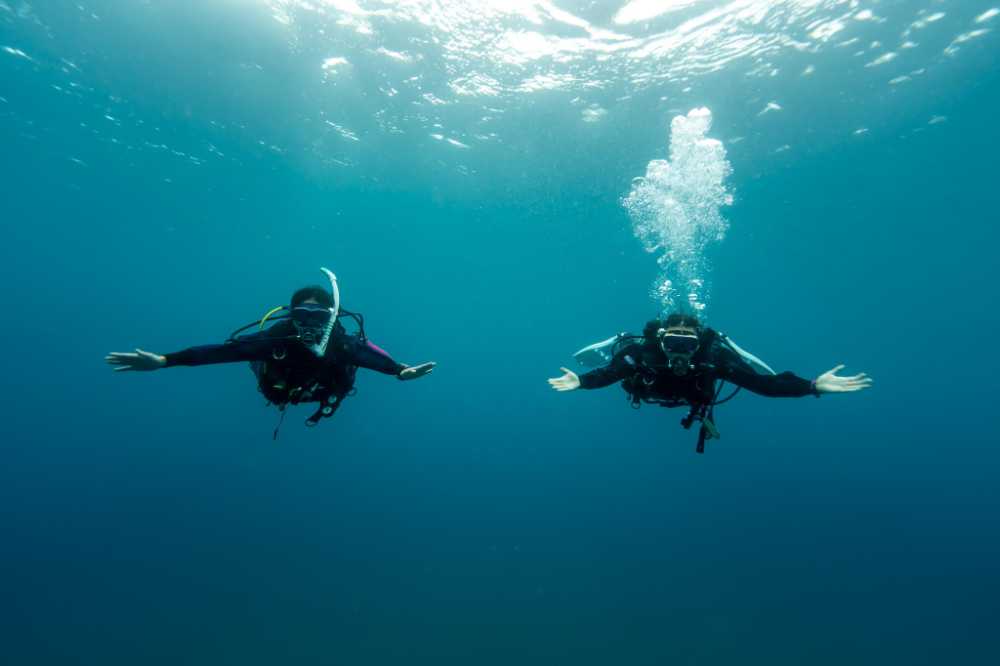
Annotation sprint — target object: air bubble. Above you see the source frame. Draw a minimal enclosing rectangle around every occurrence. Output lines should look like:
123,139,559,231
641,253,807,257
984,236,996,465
623,108,731,317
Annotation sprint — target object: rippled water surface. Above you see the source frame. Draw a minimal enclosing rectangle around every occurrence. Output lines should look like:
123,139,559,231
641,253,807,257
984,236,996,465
4,1,997,185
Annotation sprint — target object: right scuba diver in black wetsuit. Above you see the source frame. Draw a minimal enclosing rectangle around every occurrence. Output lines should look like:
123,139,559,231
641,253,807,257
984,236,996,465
547,313,872,453
106,267,435,437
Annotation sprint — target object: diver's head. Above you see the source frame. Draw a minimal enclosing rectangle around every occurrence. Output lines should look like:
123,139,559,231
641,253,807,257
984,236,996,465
655,313,702,376
291,286,334,309
289,285,335,353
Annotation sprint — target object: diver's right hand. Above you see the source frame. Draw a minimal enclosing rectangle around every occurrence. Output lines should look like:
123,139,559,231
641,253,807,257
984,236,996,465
105,349,167,372
547,367,581,392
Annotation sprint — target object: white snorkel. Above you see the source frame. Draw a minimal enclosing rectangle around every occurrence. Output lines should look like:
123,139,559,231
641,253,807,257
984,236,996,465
320,266,341,320
300,267,340,358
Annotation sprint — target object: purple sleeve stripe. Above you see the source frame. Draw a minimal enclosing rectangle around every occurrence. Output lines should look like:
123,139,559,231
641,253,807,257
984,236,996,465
366,340,392,359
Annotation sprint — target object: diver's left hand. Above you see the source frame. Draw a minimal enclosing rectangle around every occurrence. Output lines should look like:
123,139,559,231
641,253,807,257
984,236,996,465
813,365,873,394
399,362,436,380
105,349,167,372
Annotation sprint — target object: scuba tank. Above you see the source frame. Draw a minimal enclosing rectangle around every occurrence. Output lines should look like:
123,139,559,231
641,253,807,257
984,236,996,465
573,333,641,368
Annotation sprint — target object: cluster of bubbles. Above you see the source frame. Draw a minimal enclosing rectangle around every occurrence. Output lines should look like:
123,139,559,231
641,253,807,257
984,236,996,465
623,107,732,317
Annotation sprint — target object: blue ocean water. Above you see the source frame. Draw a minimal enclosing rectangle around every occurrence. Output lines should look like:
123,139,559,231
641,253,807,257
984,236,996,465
2,1,999,663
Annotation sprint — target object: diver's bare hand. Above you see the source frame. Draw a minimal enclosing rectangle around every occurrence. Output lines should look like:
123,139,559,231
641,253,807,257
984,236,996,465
547,367,581,392
105,349,167,372
399,362,435,380
813,365,872,394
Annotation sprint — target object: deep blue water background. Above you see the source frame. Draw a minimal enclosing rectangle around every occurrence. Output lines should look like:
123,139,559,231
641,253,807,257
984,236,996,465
2,2,999,664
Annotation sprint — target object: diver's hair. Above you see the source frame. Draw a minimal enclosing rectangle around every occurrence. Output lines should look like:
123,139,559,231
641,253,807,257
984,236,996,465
664,313,701,329
644,313,702,339
290,286,334,308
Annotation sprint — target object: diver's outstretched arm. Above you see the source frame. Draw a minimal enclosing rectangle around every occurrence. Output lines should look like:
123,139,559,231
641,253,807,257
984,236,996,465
549,345,637,392
350,338,435,380
107,335,272,371
105,349,167,372
813,365,872,394
720,361,871,397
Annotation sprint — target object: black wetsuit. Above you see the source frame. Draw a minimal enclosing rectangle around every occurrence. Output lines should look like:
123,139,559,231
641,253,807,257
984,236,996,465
578,329,818,405
164,320,404,406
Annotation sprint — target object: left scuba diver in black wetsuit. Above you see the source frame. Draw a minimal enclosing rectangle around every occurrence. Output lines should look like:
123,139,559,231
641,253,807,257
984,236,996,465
547,313,871,453
106,267,435,436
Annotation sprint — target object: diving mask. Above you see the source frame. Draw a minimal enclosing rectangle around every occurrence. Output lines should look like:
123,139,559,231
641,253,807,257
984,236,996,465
295,267,341,357
291,304,334,348
291,304,334,329
657,328,700,376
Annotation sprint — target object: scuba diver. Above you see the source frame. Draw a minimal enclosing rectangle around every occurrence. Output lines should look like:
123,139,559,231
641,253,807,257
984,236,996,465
106,268,435,437
547,313,871,453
